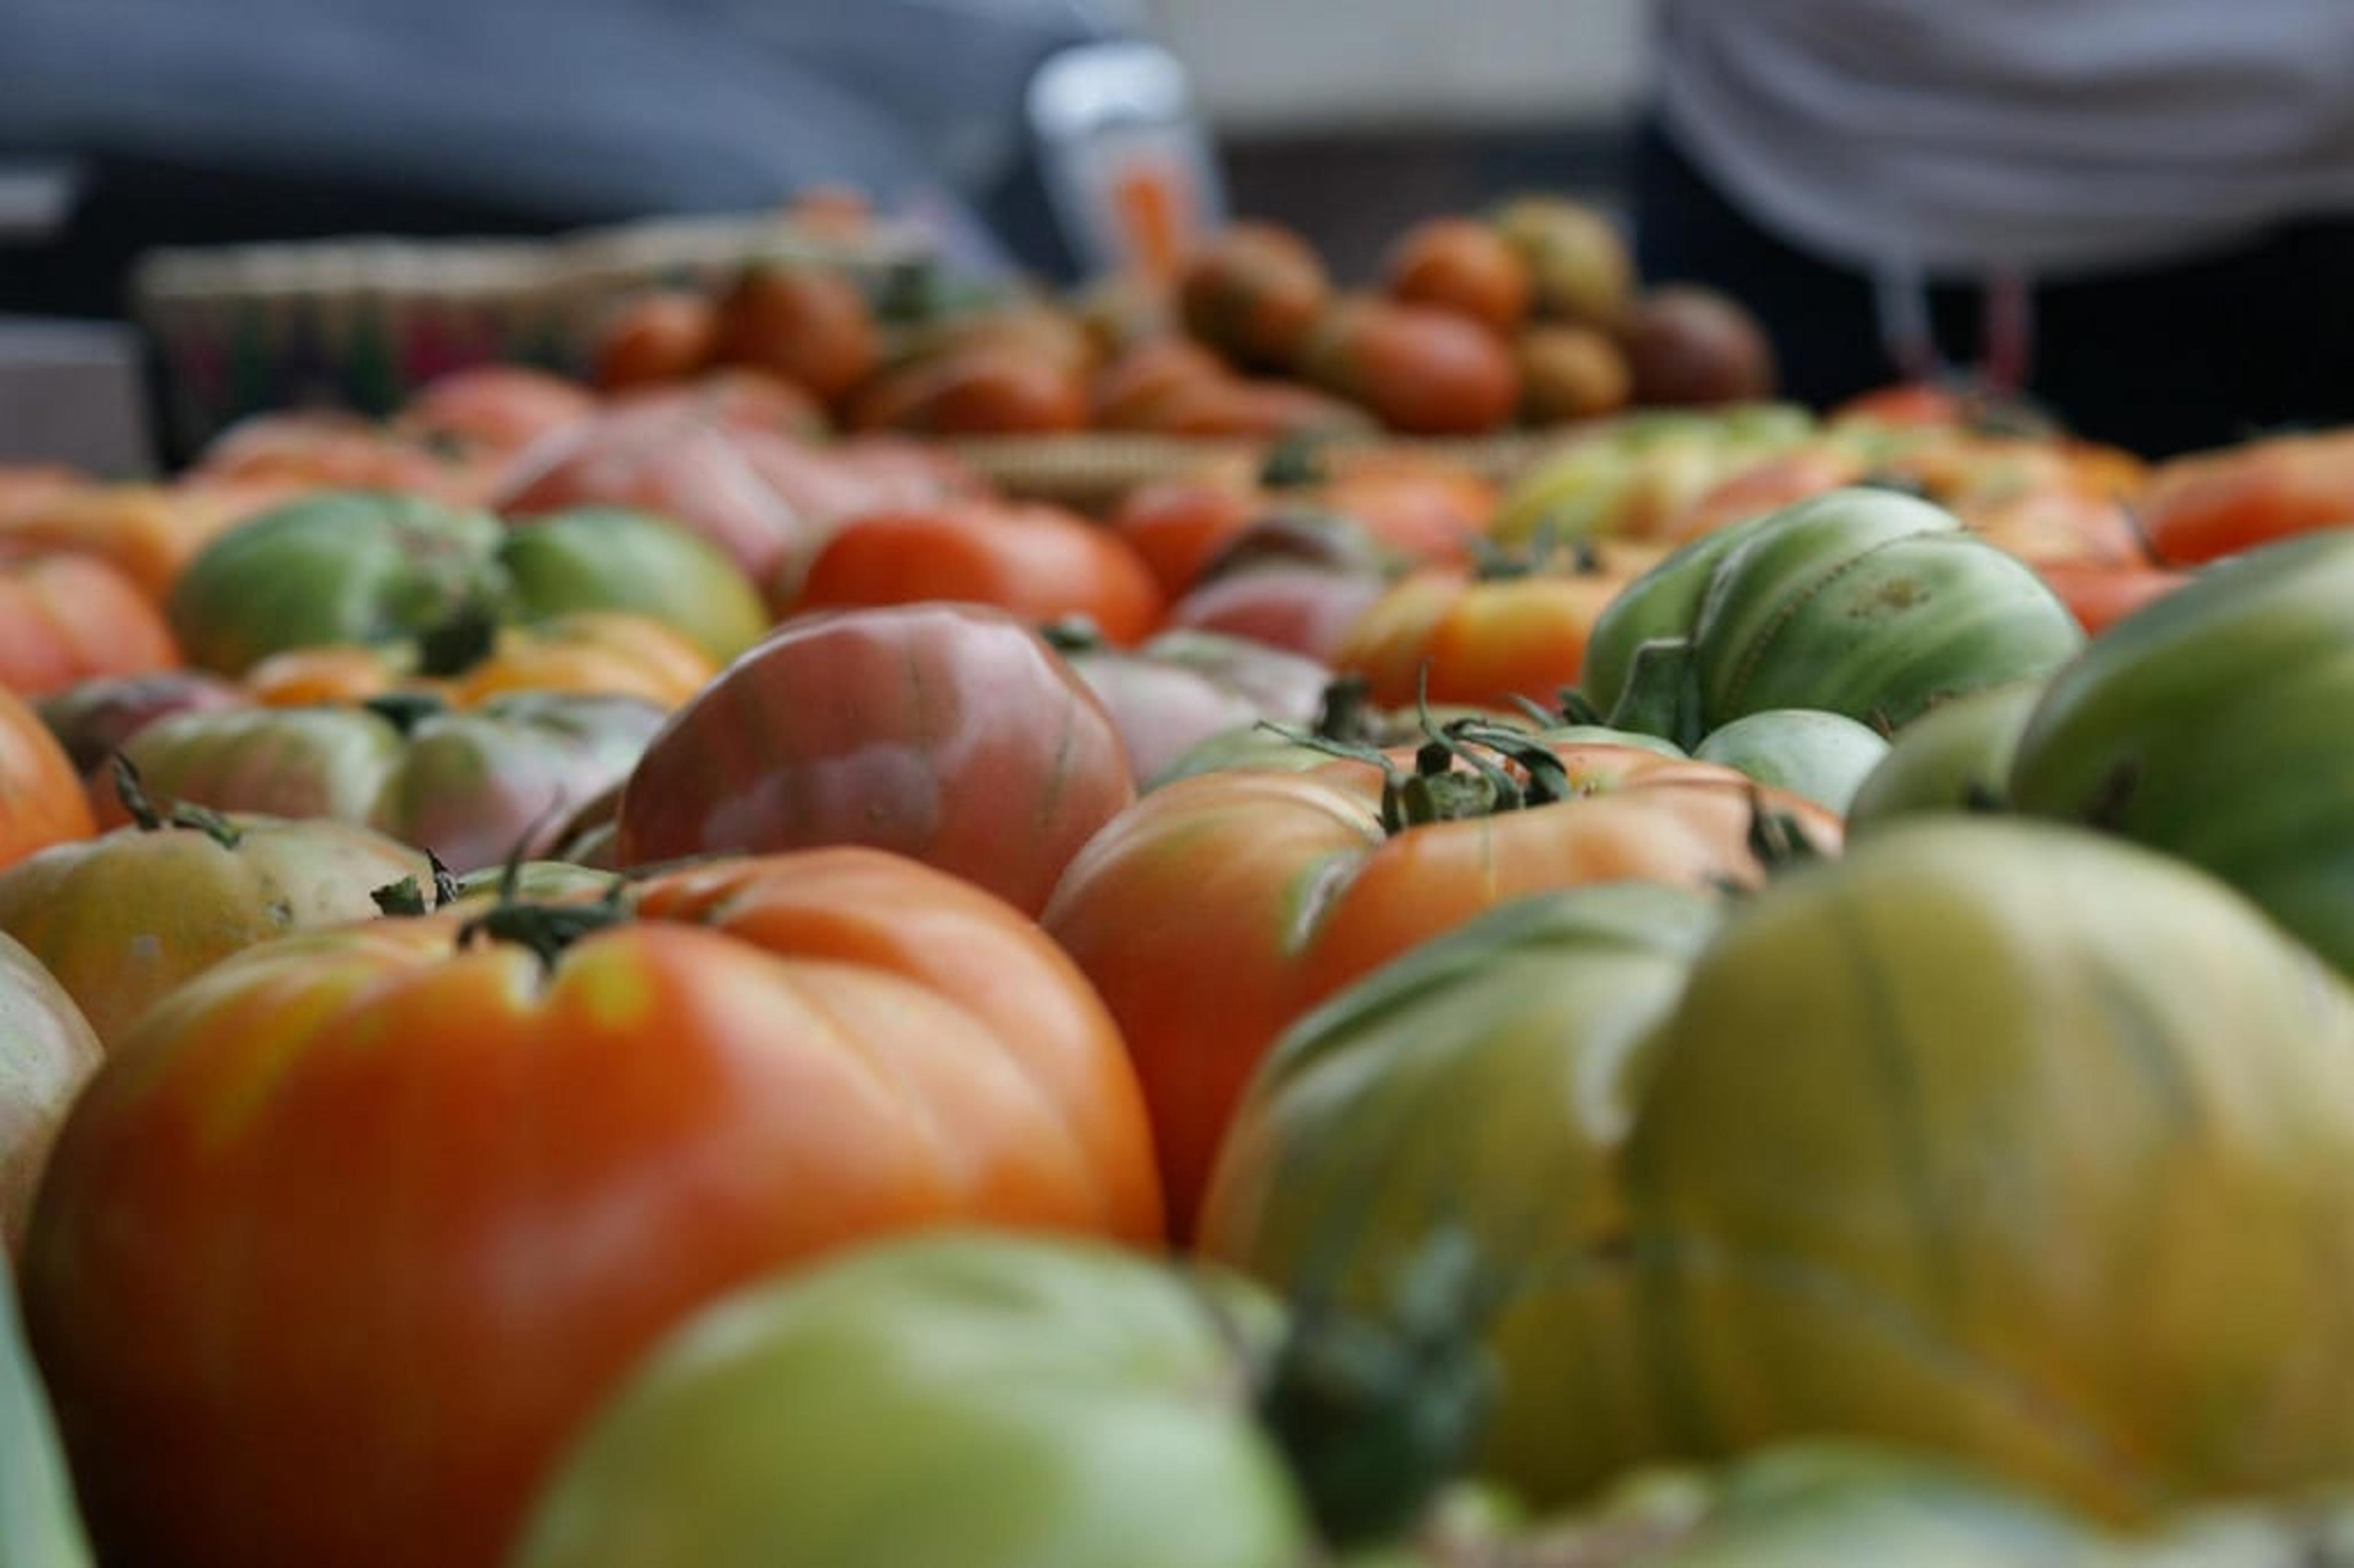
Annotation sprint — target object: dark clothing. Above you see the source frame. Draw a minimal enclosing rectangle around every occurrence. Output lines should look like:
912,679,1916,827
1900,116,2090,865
1630,116,2354,457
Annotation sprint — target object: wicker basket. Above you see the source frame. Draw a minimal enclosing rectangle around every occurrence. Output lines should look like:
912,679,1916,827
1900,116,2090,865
133,210,934,455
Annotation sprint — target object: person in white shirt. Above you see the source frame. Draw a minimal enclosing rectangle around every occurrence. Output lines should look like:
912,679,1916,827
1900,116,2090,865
1637,0,2354,454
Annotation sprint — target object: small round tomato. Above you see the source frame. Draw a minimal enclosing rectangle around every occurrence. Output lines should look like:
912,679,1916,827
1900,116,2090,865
590,291,719,390
1515,324,1633,425
1488,195,1633,327
1333,547,1634,711
1178,223,1331,370
23,849,1162,1568
845,346,1089,436
617,604,1135,914
710,264,877,406
788,499,1164,645
1383,217,1531,335
1303,299,1520,435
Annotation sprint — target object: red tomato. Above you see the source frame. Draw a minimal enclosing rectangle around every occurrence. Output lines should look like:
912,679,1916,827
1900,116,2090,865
1043,740,1842,1232
1301,297,1520,435
788,500,1165,645
1383,216,1533,335
23,848,1161,1568
2139,430,2354,566
0,553,180,697
396,367,598,457
615,604,1135,914
2035,561,2196,636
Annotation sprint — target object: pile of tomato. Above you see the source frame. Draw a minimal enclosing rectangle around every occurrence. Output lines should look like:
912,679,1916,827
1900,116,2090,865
9,338,2354,1567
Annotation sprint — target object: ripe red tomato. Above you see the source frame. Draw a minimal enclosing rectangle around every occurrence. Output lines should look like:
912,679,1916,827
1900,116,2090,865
22,848,1162,1568
616,603,1135,913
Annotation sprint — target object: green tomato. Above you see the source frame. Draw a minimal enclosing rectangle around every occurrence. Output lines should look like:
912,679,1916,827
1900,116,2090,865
1580,488,2082,749
167,492,506,676
1845,680,2046,832
2,1252,93,1568
1691,709,1889,815
497,508,769,663
1203,819,2354,1518
2008,531,2354,977
511,1231,1316,1568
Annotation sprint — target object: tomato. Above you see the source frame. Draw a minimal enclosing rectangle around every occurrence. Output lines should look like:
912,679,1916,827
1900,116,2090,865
497,504,770,663
1689,707,1890,815
113,692,665,874
34,671,246,780
1107,474,1258,599
2034,560,2194,637
2138,428,2354,566
0,484,248,603
22,849,1160,1568
0,552,179,697
1302,299,1520,435
1492,406,1819,548
2,1251,94,1568
1091,337,1232,428
512,1233,1303,1568
1382,218,1531,336
167,492,506,676
1205,817,2354,1515
0,687,94,873
193,410,490,506
1515,324,1632,425
1044,735,1840,1233
443,612,714,709
789,498,1165,645
844,346,1089,435
1333,547,1633,712
2008,531,2354,976
617,604,1134,914
1579,487,2084,748
1618,286,1778,407
710,264,878,406
395,367,597,458
609,367,828,440
1179,222,1332,369
590,291,718,391
1488,195,1633,327
1843,679,2046,832
1164,510,1402,663
0,931,100,1256
0,778,425,1045
1051,625,1330,785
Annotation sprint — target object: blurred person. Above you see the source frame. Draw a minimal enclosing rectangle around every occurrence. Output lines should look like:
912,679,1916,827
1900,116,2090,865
0,0,1159,318
1635,1,2354,454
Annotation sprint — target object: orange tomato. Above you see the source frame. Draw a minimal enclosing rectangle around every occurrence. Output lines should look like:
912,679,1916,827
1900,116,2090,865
591,291,720,390
1302,297,1521,435
0,687,94,873
448,612,716,709
397,366,598,457
0,553,180,697
22,847,1161,1568
2035,560,2195,637
1333,555,1629,710
2138,429,2354,566
1043,739,1841,1233
1178,222,1331,369
790,499,1165,645
710,264,878,407
1383,216,1533,336
0,484,248,604
844,346,1089,436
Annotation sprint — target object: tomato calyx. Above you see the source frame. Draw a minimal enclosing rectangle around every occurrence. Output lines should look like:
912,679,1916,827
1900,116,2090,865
1272,693,1583,834
370,850,461,917
1037,616,1107,656
107,753,244,849
411,597,503,679
1246,1227,1504,1552
1467,523,1601,583
359,689,453,736
1601,636,1706,751
1258,432,1334,490
455,850,630,973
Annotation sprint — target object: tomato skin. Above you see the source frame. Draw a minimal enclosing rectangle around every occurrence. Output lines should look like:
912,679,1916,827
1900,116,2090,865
1057,628,1330,785
1207,818,2354,1515
0,688,95,873
1335,565,1626,710
1167,565,1390,663
790,500,1165,645
1303,299,1520,436
2138,430,2354,566
497,506,770,664
1043,743,1840,1233
590,291,718,391
1178,222,1331,370
845,347,1089,436
395,367,597,458
1845,679,2046,833
0,931,100,1257
0,812,425,1046
0,554,180,697
21,849,1160,1568
1581,487,2084,747
2009,531,2354,976
2034,561,2194,637
617,604,1135,915
710,264,877,406
1383,217,1532,335
1689,708,1889,816
512,1234,1300,1568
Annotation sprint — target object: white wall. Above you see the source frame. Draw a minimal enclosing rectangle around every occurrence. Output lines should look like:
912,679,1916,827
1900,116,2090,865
1149,0,1653,134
